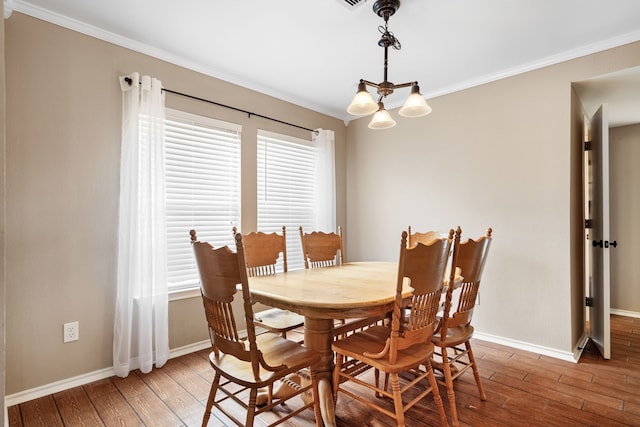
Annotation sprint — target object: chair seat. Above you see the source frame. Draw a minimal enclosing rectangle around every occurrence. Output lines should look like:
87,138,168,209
433,324,474,348
254,308,305,333
211,333,321,387
332,325,435,373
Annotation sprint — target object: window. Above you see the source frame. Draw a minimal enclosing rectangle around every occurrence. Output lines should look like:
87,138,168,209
164,109,241,292
257,131,317,271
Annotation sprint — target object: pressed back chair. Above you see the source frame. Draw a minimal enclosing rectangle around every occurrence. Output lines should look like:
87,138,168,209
432,227,493,427
407,226,444,247
331,230,453,427
299,226,344,269
299,226,381,336
406,226,454,320
190,230,322,427
232,226,304,338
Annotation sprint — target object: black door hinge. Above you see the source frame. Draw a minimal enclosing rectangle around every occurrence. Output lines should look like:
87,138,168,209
585,219,592,229
586,297,594,307
584,141,592,151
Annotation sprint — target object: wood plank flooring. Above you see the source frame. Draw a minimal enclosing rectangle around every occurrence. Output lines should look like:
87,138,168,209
8,315,640,426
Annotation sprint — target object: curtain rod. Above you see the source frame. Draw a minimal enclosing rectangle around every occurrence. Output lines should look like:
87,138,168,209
124,77,318,134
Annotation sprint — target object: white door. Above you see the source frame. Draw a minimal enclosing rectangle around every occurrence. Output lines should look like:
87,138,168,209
587,104,611,359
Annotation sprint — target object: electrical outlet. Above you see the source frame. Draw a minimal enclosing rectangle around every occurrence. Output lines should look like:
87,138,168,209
63,321,79,343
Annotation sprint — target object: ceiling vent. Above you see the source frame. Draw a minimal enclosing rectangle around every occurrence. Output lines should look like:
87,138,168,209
336,0,368,10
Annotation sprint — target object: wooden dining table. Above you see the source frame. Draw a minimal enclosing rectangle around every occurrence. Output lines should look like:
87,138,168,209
248,261,405,427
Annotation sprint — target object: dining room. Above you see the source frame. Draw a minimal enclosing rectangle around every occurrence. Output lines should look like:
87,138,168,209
5,1,640,426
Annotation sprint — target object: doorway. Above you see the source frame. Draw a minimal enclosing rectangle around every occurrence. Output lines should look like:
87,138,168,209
574,66,640,359
609,124,640,316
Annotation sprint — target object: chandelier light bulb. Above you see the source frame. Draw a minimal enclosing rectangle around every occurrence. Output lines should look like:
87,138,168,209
347,81,378,116
368,102,396,129
399,84,432,117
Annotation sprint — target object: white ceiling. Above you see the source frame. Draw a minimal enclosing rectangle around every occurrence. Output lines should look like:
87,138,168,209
12,0,640,125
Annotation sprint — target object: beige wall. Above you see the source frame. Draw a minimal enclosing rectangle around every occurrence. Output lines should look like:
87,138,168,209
4,13,346,394
346,41,640,353
610,124,640,312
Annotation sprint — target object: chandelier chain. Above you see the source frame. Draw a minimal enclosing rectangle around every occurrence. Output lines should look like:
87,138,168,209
378,24,401,50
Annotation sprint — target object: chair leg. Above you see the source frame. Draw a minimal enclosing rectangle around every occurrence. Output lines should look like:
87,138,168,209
333,354,343,405
389,373,405,427
374,368,382,398
309,368,323,427
441,347,460,427
202,372,221,427
383,372,390,397
466,341,486,400
425,358,449,427
246,388,258,427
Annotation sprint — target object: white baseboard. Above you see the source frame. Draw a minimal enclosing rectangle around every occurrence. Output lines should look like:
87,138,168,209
473,331,581,363
4,339,211,409
166,339,212,359
611,308,640,318
5,366,116,409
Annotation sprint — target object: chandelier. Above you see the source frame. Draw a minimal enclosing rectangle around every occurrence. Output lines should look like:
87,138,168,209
347,0,432,129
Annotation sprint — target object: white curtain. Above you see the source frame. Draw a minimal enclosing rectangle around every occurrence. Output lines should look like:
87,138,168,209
312,129,336,232
114,73,169,377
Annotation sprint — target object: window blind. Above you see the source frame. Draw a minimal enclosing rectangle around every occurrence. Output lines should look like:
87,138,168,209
257,131,316,271
165,109,241,291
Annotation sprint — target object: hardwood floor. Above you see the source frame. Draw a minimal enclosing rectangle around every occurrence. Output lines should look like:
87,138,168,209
8,315,640,426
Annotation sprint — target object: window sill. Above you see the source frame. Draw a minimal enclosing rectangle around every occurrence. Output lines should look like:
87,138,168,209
169,287,200,301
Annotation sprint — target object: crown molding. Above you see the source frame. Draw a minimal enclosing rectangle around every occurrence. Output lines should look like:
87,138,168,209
13,1,640,123
13,1,341,119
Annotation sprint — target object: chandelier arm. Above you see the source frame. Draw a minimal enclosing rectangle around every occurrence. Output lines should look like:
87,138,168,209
392,81,417,90
360,80,417,92
361,80,381,89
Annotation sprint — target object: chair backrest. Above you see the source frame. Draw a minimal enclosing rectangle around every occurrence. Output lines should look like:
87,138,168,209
439,227,492,335
233,226,287,277
190,230,284,379
299,226,344,269
407,225,443,248
367,230,452,364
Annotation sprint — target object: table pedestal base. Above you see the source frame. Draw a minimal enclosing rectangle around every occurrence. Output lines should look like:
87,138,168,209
305,317,336,427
